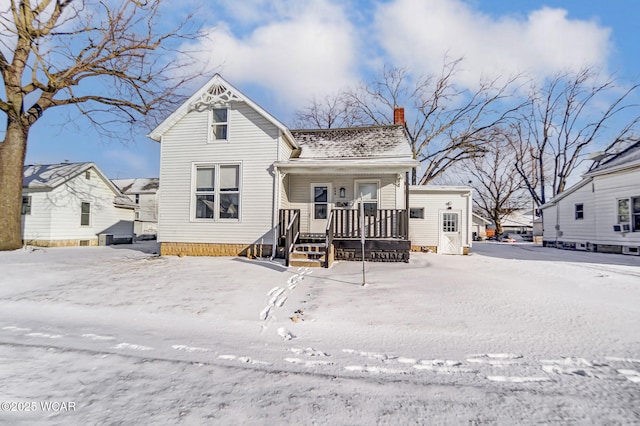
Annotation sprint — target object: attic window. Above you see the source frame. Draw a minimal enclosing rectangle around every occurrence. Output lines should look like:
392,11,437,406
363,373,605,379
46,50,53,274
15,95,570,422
210,108,228,141
85,171,91,180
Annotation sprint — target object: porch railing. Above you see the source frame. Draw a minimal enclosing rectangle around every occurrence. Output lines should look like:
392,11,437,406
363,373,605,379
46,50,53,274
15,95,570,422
325,210,335,268
332,209,408,239
284,211,300,266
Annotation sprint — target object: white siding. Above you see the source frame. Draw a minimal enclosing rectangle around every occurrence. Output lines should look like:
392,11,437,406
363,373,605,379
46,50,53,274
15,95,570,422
21,191,53,240
158,102,279,244
23,167,134,242
593,168,640,245
543,181,594,244
409,189,471,248
543,167,640,247
287,174,400,233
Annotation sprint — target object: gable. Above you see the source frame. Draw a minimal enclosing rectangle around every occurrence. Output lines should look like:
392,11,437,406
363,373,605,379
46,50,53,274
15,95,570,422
148,74,298,149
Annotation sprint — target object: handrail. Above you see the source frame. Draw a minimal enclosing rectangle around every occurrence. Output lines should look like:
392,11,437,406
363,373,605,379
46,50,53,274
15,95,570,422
325,210,335,268
284,211,300,266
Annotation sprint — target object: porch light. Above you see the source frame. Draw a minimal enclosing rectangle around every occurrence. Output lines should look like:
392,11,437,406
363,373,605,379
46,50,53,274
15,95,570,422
340,187,346,198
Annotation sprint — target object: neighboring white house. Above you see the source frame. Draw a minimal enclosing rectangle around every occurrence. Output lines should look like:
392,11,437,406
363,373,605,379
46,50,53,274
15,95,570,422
408,186,473,254
472,213,491,240
148,74,418,266
21,162,136,247
540,141,640,255
112,178,159,238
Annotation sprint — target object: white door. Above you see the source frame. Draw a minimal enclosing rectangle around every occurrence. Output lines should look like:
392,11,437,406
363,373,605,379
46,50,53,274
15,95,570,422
310,184,331,234
440,211,461,254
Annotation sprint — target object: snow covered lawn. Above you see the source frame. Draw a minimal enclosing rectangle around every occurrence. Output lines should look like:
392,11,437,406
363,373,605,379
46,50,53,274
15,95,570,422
0,242,638,424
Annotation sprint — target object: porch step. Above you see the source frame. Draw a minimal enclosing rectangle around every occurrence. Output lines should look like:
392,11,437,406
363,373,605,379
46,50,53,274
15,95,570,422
290,242,327,267
289,258,324,268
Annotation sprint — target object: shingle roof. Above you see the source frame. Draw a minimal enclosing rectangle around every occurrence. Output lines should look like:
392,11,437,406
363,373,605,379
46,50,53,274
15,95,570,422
291,125,413,159
112,178,159,194
589,141,640,174
23,162,93,189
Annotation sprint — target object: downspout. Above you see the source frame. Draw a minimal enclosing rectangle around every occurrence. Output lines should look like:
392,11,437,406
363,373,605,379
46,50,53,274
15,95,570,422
467,188,473,249
272,133,281,259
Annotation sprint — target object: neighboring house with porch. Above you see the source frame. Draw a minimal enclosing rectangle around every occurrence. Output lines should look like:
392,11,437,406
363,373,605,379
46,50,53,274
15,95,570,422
540,141,640,255
148,74,418,267
408,186,473,254
21,162,136,247
472,213,491,240
112,178,159,238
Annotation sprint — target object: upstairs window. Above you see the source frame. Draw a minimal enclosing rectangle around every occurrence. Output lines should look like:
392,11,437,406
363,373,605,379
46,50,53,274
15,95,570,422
210,108,228,141
22,196,31,215
85,171,91,180
575,203,584,220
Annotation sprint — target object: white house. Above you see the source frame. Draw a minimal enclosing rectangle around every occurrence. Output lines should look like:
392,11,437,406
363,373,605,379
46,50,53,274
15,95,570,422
408,186,473,254
148,74,418,266
540,141,640,255
112,178,159,238
21,162,136,247
472,213,491,240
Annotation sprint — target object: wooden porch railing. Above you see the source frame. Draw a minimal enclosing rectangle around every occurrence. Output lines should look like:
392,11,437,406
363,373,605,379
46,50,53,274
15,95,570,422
332,209,408,239
279,209,301,266
284,211,300,266
325,210,335,268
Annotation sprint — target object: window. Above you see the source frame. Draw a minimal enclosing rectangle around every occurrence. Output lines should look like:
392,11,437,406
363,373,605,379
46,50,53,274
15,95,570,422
313,185,328,220
356,182,378,216
410,207,424,219
210,108,228,141
81,202,91,226
135,194,140,204
22,196,31,215
617,197,640,232
442,212,458,232
575,203,584,220
85,171,91,180
194,164,240,220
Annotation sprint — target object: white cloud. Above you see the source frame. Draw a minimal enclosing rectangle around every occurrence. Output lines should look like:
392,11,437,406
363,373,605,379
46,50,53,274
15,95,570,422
181,0,359,110
373,0,612,87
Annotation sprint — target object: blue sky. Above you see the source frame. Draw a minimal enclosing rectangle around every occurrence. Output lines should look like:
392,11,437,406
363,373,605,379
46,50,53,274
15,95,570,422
21,0,640,179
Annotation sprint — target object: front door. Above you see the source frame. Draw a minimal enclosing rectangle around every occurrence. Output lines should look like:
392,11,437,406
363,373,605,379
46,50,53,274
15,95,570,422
310,184,331,234
439,211,461,254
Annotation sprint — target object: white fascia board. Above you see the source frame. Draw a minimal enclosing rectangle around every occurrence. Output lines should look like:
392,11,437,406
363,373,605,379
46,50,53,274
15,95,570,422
274,158,418,174
147,74,298,149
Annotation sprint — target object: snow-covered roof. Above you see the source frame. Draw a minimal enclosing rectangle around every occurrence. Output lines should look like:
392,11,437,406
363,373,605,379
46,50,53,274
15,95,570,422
23,162,94,189
586,141,640,176
23,162,134,209
291,125,413,159
472,213,491,224
112,178,159,194
409,185,472,193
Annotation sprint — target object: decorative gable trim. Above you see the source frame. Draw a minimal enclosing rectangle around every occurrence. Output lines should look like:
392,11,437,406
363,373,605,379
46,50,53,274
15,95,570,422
147,74,298,149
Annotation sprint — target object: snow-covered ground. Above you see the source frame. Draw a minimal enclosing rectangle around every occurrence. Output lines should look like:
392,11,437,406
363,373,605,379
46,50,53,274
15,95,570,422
0,241,638,424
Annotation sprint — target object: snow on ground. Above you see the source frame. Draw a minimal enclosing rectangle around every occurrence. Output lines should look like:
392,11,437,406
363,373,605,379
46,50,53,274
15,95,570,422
0,241,638,424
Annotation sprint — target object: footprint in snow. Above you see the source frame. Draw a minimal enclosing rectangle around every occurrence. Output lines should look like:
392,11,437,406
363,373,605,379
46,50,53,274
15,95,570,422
277,327,295,340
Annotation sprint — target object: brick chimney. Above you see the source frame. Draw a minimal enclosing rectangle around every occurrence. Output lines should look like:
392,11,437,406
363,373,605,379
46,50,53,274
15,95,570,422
394,107,405,125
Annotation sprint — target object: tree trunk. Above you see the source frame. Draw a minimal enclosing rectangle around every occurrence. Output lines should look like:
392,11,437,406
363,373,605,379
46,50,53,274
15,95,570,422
0,118,29,250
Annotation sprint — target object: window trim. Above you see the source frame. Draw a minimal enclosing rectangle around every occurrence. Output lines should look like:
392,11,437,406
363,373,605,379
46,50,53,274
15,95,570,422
208,107,229,143
574,203,584,220
80,202,91,226
354,179,380,216
22,195,32,215
191,162,242,222
409,207,425,219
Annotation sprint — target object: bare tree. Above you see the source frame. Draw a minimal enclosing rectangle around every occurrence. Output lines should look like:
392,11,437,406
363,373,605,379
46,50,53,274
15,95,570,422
463,127,529,235
295,60,524,185
0,0,202,250
512,68,640,208
293,92,363,129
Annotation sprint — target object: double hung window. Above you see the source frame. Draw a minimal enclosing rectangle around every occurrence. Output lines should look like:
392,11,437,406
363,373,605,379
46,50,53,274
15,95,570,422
194,164,240,220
